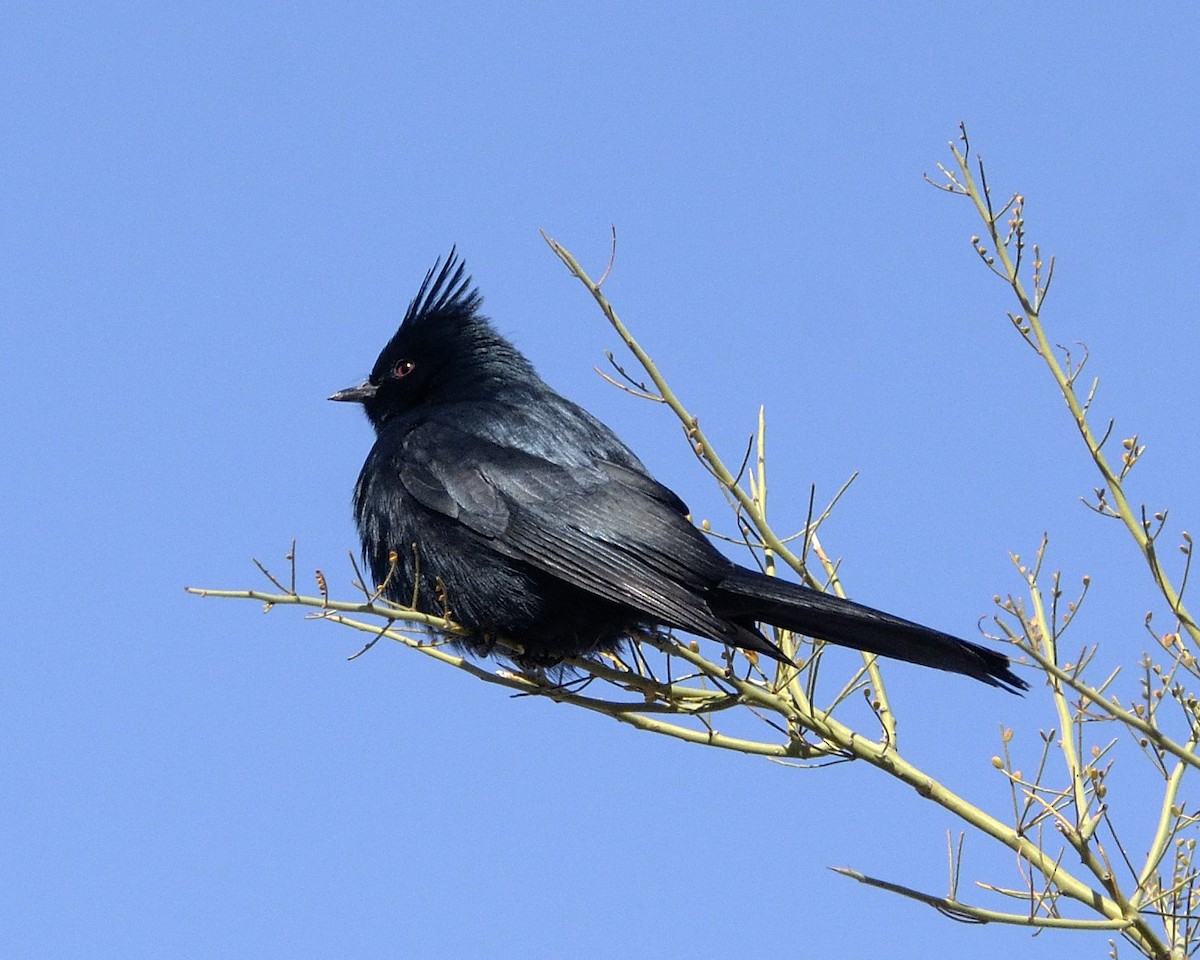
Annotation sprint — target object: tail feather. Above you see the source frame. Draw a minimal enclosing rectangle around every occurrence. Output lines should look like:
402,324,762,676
712,567,1027,693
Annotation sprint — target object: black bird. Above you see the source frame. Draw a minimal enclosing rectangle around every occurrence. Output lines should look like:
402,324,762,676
331,251,1027,692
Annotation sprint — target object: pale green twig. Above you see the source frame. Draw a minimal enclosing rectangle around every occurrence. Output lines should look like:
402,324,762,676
943,123,1197,649
832,867,1133,930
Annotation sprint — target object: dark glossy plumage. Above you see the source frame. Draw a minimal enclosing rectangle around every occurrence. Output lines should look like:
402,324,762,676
331,251,1027,692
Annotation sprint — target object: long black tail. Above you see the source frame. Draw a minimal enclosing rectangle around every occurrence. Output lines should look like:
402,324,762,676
712,567,1027,693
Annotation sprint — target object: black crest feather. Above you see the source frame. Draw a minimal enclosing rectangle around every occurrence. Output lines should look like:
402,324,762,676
402,247,482,328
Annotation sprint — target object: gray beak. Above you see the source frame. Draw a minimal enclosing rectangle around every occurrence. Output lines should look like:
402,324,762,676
329,380,378,404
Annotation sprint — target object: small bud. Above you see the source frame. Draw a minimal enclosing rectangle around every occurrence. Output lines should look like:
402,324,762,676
991,756,1003,768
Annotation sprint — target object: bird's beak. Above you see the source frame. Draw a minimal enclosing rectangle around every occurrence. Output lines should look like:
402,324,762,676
329,380,377,404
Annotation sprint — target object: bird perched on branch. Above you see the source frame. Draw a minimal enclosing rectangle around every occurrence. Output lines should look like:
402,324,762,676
331,251,1026,692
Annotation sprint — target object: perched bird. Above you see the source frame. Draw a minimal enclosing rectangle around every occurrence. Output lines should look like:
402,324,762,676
331,251,1026,692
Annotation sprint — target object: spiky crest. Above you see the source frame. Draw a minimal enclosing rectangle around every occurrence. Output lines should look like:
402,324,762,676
401,246,482,329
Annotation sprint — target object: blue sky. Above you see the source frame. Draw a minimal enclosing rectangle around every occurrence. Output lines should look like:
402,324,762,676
5,4,1199,959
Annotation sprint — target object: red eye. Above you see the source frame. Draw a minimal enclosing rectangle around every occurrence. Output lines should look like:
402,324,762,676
393,359,415,378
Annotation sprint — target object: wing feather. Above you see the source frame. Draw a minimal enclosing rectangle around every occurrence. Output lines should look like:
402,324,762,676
397,422,735,642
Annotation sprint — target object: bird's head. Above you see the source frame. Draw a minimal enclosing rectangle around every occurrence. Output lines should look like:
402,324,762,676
330,249,538,431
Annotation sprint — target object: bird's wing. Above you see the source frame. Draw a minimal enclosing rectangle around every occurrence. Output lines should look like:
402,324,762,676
397,422,735,641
